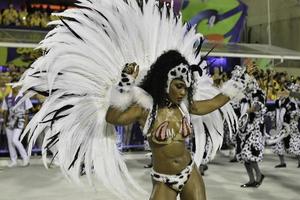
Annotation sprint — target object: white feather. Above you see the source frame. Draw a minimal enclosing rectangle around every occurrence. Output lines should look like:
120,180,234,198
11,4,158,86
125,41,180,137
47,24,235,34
191,73,238,166
19,0,237,199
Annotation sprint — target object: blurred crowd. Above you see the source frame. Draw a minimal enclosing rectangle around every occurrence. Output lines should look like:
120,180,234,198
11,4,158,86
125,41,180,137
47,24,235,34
0,4,60,28
211,66,300,101
0,64,44,148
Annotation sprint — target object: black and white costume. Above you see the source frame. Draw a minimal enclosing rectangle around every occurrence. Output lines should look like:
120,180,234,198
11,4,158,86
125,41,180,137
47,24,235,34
267,97,300,157
150,159,194,192
286,84,300,157
236,78,267,163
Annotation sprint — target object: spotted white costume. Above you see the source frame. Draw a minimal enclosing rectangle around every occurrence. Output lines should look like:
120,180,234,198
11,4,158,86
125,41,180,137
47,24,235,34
236,77,267,162
266,97,300,156
286,84,300,156
151,159,194,193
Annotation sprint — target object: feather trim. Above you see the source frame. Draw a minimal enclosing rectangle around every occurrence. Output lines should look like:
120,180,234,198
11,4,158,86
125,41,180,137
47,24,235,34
220,79,245,101
109,86,134,111
132,86,153,110
109,86,153,111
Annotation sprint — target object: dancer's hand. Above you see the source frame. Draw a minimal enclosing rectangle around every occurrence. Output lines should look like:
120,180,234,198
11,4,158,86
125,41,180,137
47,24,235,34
122,62,139,79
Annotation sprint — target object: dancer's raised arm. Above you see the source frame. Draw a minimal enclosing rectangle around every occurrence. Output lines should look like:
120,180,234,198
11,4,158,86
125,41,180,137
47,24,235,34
190,93,230,115
106,105,145,125
106,62,148,125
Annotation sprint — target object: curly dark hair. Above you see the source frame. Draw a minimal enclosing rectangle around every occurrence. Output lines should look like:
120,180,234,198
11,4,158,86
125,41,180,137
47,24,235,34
139,50,190,107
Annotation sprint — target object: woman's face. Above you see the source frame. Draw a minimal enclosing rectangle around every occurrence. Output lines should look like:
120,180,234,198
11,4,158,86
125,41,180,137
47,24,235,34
168,79,187,105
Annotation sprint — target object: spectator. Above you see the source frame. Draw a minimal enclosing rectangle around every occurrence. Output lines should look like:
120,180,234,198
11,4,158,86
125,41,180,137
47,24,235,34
18,7,28,26
2,4,18,26
0,6,40,28
212,66,223,87
221,71,229,82
0,10,2,25
40,11,49,28
0,3,73,29
29,11,41,27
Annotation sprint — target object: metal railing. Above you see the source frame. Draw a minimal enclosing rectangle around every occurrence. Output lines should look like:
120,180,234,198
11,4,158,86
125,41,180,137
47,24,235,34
0,26,48,45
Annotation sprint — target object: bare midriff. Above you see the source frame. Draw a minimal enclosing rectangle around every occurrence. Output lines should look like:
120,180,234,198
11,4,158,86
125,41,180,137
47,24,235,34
147,106,192,175
150,140,191,174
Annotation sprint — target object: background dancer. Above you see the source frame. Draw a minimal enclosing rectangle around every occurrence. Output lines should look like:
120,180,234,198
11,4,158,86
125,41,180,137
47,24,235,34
1,84,32,167
236,65,267,188
267,83,300,168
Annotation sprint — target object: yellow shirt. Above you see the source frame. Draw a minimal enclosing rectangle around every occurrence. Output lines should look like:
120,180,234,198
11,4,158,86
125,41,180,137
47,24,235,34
2,8,18,24
19,10,28,26
30,15,41,27
0,89,4,102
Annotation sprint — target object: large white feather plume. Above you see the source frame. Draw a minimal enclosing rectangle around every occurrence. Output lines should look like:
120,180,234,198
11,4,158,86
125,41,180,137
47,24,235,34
18,0,237,199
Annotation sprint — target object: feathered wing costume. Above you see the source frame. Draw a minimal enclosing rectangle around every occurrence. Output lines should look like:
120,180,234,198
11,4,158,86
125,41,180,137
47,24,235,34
17,0,238,199
191,68,238,166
